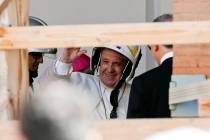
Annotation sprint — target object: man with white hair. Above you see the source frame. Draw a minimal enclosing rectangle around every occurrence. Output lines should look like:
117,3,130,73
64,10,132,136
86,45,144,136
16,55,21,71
37,45,141,119
21,81,93,140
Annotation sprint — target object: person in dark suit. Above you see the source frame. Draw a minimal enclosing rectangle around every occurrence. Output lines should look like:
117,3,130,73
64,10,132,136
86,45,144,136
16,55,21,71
127,14,173,118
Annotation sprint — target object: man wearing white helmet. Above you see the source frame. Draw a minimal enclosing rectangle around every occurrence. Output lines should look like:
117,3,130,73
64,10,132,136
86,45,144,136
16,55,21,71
28,17,57,92
28,48,57,87
37,46,141,119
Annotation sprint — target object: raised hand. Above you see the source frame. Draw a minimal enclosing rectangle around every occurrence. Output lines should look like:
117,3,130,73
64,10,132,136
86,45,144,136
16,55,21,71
60,48,87,63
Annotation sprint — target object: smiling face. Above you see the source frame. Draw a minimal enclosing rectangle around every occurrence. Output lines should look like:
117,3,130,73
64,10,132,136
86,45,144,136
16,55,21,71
99,49,126,88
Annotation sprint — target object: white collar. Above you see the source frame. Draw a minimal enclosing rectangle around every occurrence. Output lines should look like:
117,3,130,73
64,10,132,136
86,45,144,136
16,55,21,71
99,80,114,93
160,51,173,64
99,80,126,94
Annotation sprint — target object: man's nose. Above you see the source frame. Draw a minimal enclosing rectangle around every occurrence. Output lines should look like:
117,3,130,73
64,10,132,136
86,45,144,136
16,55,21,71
107,63,114,72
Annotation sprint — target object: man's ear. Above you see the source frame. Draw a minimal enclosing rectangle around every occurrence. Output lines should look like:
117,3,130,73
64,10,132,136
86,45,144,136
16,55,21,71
154,45,159,52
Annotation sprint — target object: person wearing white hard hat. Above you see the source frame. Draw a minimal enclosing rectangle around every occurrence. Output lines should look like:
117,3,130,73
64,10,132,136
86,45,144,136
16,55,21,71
28,48,57,87
28,17,57,93
36,46,141,119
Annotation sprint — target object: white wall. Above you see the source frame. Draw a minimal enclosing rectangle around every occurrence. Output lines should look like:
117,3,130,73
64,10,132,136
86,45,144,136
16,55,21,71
146,0,173,22
156,0,173,18
30,0,146,25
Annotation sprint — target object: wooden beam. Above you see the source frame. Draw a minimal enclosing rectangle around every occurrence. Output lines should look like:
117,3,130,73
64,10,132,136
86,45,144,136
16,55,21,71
1,119,210,140
14,0,28,26
0,121,21,140
173,0,210,78
96,119,210,140
169,80,210,104
1,21,210,49
0,0,29,120
169,80,210,117
199,98,210,116
6,49,29,119
0,0,11,15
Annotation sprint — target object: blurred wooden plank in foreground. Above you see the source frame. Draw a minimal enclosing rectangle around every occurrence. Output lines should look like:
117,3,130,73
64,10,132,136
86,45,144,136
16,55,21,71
1,119,210,140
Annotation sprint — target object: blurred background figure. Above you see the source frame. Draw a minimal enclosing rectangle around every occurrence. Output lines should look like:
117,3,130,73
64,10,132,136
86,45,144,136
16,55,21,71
127,14,173,118
28,16,57,94
21,81,93,140
72,54,91,74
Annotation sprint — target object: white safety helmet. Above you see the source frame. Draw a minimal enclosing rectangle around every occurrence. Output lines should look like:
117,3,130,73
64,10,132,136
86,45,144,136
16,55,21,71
28,16,57,54
91,45,142,119
104,45,140,64
91,45,141,80
28,48,57,54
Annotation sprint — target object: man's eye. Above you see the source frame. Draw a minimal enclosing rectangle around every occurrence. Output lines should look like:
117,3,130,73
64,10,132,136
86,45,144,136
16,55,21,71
102,60,109,63
111,61,120,66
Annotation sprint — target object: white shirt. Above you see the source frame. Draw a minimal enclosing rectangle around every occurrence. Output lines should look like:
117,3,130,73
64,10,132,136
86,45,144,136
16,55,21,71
36,60,131,120
160,51,173,64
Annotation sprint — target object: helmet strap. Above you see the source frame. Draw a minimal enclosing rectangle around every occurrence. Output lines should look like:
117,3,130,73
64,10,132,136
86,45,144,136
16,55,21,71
110,60,132,118
91,48,102,75
95,53,101,75
129,48,142,80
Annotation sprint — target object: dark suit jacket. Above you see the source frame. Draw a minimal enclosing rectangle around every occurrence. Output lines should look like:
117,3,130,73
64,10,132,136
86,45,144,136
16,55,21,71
127,57,172,118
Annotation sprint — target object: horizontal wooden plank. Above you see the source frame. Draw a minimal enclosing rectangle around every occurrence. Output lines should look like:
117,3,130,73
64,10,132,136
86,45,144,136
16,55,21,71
169,80,210,104
0,121,21,140
174,56,210,67
173,67,210,78
199,99,210,116
173,0,210,79
174,45,210,56
174,56,198,67
97,118,210,140
1,21,210,49
1,119,210,140
174,0,210,21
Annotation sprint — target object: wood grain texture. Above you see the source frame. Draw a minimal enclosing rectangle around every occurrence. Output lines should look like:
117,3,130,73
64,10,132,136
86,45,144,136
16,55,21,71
173,0,210,78
174,45,210,56
199,99,210,116
0,0,11,15
1,21,210,49
174,0,210,21
0,0,29,119
96,119,210,140
1,119,210,140
173,67,210,78
0,121,21,140
174,56,210,67
169,79,210,104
